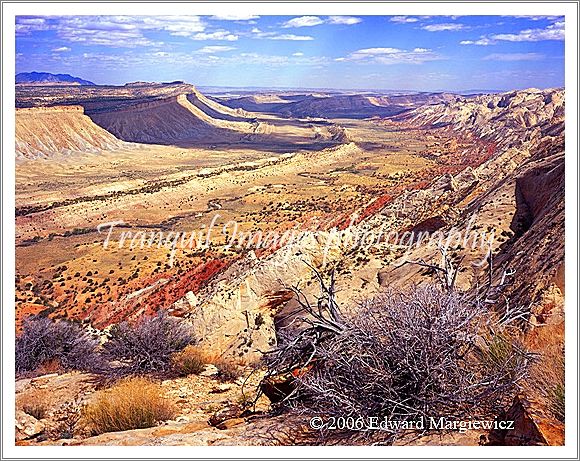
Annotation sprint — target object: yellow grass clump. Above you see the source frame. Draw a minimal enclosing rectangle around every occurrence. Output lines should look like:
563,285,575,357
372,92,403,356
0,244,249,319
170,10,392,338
83,377,175,435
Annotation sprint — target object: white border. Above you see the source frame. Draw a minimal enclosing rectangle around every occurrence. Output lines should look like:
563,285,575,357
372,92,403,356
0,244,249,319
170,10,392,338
2,2,578,459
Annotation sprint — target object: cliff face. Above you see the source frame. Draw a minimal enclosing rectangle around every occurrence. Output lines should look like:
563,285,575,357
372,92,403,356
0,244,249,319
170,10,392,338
219,92,458,118
87,92,339,146
396,88,564,148
15,106,126,159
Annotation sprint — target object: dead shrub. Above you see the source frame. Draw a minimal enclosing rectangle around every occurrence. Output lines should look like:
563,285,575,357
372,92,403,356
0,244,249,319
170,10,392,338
103,311,195,375
83,377,175,435
262,256,532,441
15,316,103,377
48,398,84,440
171,345,206,376
215,357,243,382
35,358,65,376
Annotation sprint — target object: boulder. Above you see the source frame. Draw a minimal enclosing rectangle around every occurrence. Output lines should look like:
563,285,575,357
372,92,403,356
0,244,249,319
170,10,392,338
488,395,564,446
15,410,45,440
208,404,242,428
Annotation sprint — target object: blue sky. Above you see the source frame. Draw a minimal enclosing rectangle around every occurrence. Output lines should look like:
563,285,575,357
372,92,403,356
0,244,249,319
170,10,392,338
15,15,564,91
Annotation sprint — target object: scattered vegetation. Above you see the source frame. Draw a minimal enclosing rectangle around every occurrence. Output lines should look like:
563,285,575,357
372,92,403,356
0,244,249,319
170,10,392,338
529,344,565,423
550,383,565,423
16,316,103,376
104,311,195,375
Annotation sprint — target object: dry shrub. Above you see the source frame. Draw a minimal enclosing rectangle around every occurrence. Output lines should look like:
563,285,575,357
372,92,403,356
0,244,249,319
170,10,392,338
171,345,206,376
296,287,529,421
104,311,195,375
83,377,175,435
263,264,532,442
48,398,84,440
15,316,103,376
214,357,243,382
35,358,65,376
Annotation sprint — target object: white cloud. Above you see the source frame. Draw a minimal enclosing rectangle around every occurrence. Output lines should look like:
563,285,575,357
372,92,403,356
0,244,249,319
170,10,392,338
390,16,419,23
461,20,564,46
482,52,544,61
16,15,209,46
191,30,238,41
327,16,362,25
251,28,314,41
270,34,314,41
460,37,496,46
422,23,465,32
210,14,259,21
204,52,329,67
52,46,71,52
354,47,401,55
343,47,442,64
282,15,361,28
195,45,235,54
292,52,304,56
282,16,324,28
37,16,203,47
491,20,564,42
511,15,561,21
16,17,49,34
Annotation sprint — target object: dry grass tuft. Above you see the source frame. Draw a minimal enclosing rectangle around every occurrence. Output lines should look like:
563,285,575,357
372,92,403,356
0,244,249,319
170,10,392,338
171,345,206,376
83,377,175,435
528,343,565,422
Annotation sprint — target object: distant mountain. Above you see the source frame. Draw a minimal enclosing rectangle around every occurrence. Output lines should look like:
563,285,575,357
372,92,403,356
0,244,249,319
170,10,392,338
16,72,95,85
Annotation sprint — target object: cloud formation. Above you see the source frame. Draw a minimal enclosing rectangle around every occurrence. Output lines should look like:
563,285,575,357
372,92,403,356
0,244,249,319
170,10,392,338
250,28,314,41
461,19,564,45
483,52,544,61
282,16,324,28
390,16,419,24
422,23,465,32
195,45,236,54
327,16,362,25
191,31,238,41
282,15,362,28
16,15,210,46
491,20,564,42
342,47,442,65
460,37,496,46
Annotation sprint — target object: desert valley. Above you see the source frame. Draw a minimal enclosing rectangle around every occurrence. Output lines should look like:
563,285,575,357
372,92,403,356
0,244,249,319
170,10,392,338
12,75,565,446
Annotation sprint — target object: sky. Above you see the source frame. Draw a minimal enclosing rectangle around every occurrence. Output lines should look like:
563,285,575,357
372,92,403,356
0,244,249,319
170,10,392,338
15,15,565,91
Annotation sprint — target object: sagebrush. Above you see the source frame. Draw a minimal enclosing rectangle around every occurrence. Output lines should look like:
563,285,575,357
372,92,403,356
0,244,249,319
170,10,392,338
104,311,195,375
16,316,103,376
